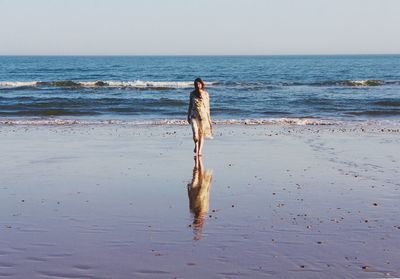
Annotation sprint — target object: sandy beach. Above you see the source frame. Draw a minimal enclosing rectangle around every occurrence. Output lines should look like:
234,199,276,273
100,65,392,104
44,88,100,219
0,123,399,278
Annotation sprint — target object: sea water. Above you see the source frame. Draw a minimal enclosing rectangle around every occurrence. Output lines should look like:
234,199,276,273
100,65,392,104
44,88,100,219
0,55,399,125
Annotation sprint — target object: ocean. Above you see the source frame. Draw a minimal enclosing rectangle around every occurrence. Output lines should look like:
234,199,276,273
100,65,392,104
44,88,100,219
0,55,399,125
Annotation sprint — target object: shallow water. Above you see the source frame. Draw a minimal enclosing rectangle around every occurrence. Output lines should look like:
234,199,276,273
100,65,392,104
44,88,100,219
0,124,399,278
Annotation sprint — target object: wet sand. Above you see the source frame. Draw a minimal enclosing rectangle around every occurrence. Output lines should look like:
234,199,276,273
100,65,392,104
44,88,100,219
0,124,399,279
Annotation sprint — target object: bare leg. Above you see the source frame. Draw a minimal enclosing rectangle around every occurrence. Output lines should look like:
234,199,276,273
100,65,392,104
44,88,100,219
192,119,199,156
198,135,204,156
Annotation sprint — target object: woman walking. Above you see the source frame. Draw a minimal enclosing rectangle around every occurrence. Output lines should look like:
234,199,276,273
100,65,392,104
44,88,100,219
187,78,213,156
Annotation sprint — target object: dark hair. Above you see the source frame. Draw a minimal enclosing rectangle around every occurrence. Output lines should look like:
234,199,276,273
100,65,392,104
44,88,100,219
194,78,205,91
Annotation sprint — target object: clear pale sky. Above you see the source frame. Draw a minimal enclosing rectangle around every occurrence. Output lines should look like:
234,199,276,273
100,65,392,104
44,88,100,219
1,0,399,55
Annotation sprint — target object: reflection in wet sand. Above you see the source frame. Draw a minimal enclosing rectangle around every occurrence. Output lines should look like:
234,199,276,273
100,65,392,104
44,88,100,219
187,156,213,240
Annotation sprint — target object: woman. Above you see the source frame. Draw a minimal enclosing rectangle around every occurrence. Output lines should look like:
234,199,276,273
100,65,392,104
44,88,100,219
187,78,213,156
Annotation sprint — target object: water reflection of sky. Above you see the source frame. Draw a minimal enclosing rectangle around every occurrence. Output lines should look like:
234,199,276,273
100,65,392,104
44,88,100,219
1,125,399,278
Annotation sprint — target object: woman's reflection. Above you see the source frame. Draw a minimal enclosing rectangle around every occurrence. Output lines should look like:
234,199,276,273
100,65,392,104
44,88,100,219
187,156,213,240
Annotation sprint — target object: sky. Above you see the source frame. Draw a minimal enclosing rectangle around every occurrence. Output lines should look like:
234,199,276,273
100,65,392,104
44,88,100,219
0,0,399,55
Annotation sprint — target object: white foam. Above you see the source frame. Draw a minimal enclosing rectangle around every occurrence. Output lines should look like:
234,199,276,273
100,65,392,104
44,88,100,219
222,118,339,125
347,80,382,86
0,81,38,87
0,80,217,88
3,118,398,127
104,80,195,88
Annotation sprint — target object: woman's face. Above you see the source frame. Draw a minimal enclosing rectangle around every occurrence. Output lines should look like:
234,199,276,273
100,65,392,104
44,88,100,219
196,82,203,89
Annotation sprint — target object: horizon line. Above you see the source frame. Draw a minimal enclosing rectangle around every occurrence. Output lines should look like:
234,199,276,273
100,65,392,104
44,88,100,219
0,53,400,57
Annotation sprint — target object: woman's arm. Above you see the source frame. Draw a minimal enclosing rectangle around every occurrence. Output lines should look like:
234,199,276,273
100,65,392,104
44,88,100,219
206,93,212,127
187,93,193,123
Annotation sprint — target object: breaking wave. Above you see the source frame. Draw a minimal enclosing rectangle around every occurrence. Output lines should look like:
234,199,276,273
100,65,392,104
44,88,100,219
215,79,400,88
1,79,399,91
0,80,217,89
0,118,362,126
308,79,385,87
4,118,400,128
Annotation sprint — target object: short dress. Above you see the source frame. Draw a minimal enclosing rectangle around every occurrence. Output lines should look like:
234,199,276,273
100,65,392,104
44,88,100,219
189,90,213,141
